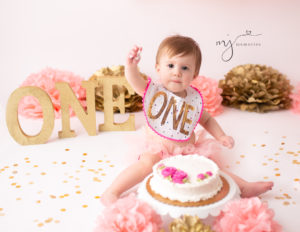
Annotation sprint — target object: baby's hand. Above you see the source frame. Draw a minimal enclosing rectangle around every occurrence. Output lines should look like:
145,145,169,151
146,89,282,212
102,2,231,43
126,45,142,65
217,135,234,149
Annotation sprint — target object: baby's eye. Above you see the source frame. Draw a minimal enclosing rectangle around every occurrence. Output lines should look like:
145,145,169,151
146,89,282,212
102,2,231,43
168,64,174,68
182,66,189,70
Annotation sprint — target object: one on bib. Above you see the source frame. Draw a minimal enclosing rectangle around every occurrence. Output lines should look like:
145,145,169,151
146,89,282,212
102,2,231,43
143,79,203,141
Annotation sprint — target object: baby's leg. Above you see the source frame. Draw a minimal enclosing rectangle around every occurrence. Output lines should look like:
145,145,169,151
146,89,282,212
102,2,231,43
101,152,162,206
223,170,274,197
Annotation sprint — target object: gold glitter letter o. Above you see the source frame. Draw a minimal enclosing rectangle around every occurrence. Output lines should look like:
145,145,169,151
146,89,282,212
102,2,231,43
148,91,167,119
6,86,54,145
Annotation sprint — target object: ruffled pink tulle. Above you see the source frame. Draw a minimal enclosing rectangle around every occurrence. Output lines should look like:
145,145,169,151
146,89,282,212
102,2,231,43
18,67,86,119
213,197,282,232
132,128,221,160
95,193,162,232
290,83,300,114
191,76,223,116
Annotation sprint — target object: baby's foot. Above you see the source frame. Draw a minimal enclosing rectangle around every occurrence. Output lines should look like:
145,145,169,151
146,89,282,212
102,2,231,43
101,191,119,206
240,181,274,198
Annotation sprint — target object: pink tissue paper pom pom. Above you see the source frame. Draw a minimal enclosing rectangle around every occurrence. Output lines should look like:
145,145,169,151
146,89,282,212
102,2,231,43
95,193,162,232
213,197,282,232
290,83,300,114
18,67,86,119
191,76,223,116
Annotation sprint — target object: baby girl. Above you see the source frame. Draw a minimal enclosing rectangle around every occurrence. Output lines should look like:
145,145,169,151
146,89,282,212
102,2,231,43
101,35,273,206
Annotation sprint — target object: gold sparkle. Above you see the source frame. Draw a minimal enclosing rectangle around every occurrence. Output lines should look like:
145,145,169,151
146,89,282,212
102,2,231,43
95,196,101,199
45,218,53,223
33,165,38,168
16,185,21,188
294,178,300,182
261,144,266,147
264,176,269,179
37,223,44,227
63,180,68,183
240,155,245,158
236,161,240,164
109,165,115,167
82,205,88,208
279,147,284,151
75,185,80,189
53,161,57,164
54,220,60,223
93,177,102,182
65,149,70,151
76,191,82,194
275,173,281,177
36,200,41,204
283,193,291,199
83,153,87,156
268,158,273,161
0,208,3,211
101,173,106,176
62,162,67,165
98,160,103,163
60,208,66,212
274,168,280,171
50,195,56,199
24,157,30,161
13,164,18,167
9,176,14,179
82,160,86,163
283,201,290,206
26,161,31,163
0,213,5,216
16,198,22,201
41,172,46,175
274,153,280,156
12,170,18,174
262,163,268,166
281,142,285,145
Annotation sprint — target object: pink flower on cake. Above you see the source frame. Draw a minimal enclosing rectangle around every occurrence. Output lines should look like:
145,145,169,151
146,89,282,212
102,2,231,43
18,67,86,119
95,193,162,232
213,197,282,232
191,76,223,116
161,167,177,178
290,83,300,114
172,170,188,184
197,173,206,180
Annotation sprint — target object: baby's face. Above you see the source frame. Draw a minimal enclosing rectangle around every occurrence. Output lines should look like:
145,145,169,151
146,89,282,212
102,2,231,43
156,53,196,97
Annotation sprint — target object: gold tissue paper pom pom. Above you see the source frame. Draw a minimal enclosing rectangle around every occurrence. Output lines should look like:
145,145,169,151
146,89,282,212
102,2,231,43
219,64,293,112
89,65,147,113
169,215,214,232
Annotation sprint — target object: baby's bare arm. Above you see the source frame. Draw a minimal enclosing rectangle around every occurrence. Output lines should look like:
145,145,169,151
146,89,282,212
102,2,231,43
125,45,147,96
200,110,234,148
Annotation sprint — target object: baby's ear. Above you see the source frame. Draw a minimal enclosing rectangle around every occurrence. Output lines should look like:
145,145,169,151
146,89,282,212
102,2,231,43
155,63,160,72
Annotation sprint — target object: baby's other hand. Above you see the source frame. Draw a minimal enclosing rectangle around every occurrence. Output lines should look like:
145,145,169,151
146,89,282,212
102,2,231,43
217,135,234,149
126,45,142,65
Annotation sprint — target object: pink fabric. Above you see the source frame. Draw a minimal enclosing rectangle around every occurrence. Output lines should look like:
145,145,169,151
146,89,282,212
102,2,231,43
213,197,282,232
191,75,223,116
132,128,221,160
290,83,300,114
18,67,86,119
95,193,162,232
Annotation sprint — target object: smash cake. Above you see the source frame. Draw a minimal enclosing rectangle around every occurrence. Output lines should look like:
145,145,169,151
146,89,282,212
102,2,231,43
146,154,230,207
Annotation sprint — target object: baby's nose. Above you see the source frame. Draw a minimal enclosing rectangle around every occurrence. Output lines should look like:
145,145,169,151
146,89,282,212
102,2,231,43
173,67,182,77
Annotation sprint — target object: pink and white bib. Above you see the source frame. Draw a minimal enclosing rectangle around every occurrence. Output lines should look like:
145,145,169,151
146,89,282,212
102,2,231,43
143,79,203,141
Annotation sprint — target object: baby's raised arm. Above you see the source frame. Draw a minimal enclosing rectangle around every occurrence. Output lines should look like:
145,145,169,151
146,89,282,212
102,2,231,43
125,45,148,96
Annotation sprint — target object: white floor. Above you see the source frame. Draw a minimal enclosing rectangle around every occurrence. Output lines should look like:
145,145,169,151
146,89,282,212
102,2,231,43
0,107,299,232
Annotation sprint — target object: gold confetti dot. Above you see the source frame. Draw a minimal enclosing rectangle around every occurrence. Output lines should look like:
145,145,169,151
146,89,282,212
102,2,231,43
109,165,115,167
60,208,66,212
26,173,31,175
93,177,102,182
274,160,279,163
9,176,14,179
95,196,101,199
225,165,230,169
63,180,68,183
16,185,21,188
26,161,31,163
37,223,44,227
283,201,290,206
76,170,80,173
252,144,256,147
80,165,85,168
11,183,16,186
64,194,69,197
45,218,53,223
24,157,30,160
50,195,56,199
240,155,245,158
274,153,280,156
262,163,268,166
36,200,41,204
279,147,284,151
33,165,38,168
75,185,80,188
294,178,300,182
101,173,106,176
261,144,266,147
0,208,3,211
275,173,281,177
59,195,64,199
76,191,82,194
264,176,269,179
98,160,103,163
236,161,240,164
16,197,22,201
53,161,57,164
98,168,103,171
82,160,86,163
12,171,18,174
54,220,60,223
82,205,88,208
65,149,70,151
62,162,67,165
83,153,87,156
268,158,273,161
274,168,280,171
283,193,291,199
13,164,18,167
41,172,46,175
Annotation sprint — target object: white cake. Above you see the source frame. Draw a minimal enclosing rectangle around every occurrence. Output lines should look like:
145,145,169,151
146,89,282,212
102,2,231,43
149,154,223,202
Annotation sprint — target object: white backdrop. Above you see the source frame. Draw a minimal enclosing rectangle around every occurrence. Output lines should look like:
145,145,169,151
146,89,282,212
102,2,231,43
1,0,300,107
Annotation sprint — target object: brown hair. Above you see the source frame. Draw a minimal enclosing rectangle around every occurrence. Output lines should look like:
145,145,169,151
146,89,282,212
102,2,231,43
156,35,202,76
